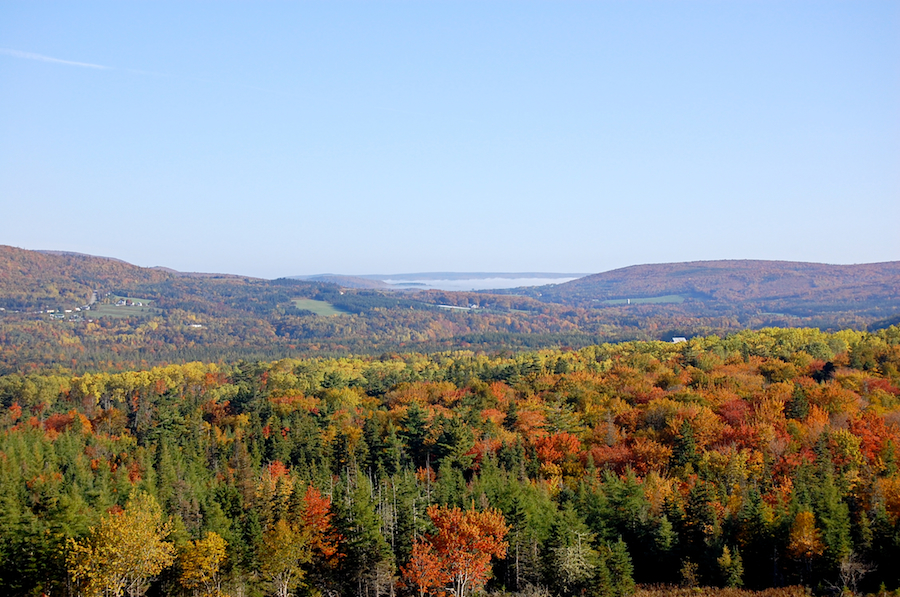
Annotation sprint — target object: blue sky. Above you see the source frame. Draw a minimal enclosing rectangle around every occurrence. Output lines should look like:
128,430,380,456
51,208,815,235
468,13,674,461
1,1,897,279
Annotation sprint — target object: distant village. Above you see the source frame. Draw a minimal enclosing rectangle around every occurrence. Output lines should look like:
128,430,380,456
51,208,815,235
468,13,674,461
0,291,150,323
114,298,144,307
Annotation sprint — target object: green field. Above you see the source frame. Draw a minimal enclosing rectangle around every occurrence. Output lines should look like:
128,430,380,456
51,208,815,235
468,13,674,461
86,304,160,318
87,296,160,318
292,298,349,316
602,294,685,305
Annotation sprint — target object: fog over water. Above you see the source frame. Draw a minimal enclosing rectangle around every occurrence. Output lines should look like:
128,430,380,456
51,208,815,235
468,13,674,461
381,277,582,292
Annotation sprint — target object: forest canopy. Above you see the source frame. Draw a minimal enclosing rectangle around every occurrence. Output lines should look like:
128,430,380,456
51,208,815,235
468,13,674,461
1,327,899,596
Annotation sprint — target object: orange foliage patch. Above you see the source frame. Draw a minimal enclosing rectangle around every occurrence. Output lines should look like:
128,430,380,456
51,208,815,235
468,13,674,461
514,409,546,437
584,443,635,473
201,399,232,424
43,410,91,437
468,437,502,468
266,460,289,480
301,485,342,565
534,432,581,464
8,402,22,422
630,437,673,474
479,408,505,427
717,399,751,427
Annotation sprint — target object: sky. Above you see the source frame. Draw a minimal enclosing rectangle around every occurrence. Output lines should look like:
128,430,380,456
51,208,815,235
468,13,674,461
1,1,898,279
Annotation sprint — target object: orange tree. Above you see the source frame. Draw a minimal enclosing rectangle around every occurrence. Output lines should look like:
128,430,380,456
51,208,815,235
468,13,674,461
402,505,508,597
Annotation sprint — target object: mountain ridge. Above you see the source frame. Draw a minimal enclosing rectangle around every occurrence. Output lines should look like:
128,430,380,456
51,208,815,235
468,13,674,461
2,246,897,374
517,258,900,305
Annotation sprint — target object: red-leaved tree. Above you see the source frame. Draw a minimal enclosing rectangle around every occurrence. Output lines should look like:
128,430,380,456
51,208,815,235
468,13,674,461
401,540,449,597
401,505,508,597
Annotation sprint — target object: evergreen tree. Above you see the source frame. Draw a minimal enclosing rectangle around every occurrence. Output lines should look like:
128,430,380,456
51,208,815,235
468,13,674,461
717,545,744,588
401,402,429,468
544,505,597,596
604,537,636,597
673,419,699,469
334,478,395,597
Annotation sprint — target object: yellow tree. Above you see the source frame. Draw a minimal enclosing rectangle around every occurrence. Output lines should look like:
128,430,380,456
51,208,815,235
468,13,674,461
179,531,228,597
788,510,824,582
68,491,176,597
259,518,312,597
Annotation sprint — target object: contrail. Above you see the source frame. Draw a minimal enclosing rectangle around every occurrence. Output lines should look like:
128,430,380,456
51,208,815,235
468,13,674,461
0,46,463,123
0,47,263,88
0,48,111,70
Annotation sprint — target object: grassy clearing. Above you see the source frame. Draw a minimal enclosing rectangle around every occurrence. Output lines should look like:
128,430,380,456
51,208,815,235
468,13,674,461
603,294,685,305
87,295,159,318
292,298,349,316
86,304,160,318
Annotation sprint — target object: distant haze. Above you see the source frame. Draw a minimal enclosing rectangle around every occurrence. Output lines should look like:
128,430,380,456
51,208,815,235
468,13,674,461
380,275,585,292
292,272,587,291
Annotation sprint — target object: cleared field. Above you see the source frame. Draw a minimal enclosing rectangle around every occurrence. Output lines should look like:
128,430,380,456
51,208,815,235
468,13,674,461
86,304,160,318
292,298,349,316
602,294,685,305
87,296,159,318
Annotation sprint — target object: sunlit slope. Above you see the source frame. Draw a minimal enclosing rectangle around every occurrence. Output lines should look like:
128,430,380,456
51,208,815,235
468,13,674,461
0,245,173,309
526,260,900,316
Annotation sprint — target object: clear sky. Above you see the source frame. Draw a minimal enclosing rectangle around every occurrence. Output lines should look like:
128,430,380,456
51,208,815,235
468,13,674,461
1,1,898,279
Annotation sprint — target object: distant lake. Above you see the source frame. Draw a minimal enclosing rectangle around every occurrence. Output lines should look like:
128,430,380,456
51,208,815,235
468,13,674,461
381,277,582,291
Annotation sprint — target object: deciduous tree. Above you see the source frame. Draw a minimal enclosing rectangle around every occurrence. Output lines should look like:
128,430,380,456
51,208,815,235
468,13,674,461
179,531,228,597
402,505,508,597
67,491,175,597
259,518,311,597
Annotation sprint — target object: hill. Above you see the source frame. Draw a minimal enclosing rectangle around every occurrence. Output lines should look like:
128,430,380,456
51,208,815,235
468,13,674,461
1,248,898,373
0,245,173,310
294,274,394,289
511,259,900,322
538,260,900,302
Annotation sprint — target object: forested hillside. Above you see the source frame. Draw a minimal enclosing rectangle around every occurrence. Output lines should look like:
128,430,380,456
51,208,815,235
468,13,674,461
525,260,900,304
0,246,172,310
1,327,899,596
511,260,900,326
2,248,898,374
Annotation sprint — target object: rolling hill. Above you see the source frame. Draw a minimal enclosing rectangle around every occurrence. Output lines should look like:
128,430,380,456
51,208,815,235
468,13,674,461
0,245,172,310
511,259,900,321
1,247,898,372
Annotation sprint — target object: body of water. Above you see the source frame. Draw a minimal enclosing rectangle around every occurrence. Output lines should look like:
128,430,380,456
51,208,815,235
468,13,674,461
381,277,582,291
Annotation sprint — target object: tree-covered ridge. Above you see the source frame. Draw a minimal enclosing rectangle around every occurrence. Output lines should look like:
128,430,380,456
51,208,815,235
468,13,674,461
0,245,173,310
1,327,899,596
519,259,900,303
497,260,900,323
0,279,891,375
2,248,899,373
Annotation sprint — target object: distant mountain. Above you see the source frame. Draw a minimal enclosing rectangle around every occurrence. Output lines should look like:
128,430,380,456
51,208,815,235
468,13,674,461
3,247,898,373
519,259,900,320
290,272,587,288
293,274,394,289
0,245,258,309
356,272,587,281
36,249,131,263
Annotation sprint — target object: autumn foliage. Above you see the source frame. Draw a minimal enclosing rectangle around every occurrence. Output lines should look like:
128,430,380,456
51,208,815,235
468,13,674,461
1,326,900,596
402,505,508,597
